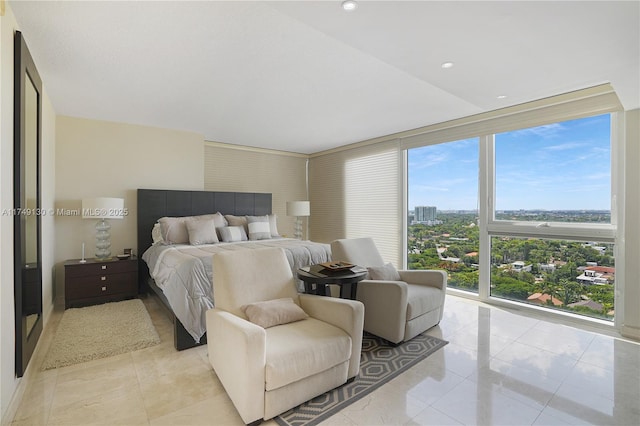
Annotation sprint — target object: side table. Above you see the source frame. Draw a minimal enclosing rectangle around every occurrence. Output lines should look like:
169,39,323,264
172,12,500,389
297,265,367,300
64,257,138,308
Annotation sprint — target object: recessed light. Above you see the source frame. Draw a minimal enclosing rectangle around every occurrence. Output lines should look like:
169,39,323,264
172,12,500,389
342,1,358,11
441,62,454,69
497,95,507,99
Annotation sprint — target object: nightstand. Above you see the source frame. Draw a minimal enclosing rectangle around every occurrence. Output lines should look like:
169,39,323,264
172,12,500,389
64,257,138,308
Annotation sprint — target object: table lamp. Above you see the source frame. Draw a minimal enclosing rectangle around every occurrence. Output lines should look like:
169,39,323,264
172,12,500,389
286,201,310,240
82,197,124,260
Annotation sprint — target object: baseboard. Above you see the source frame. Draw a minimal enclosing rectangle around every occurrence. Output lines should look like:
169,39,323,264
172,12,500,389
621,325,640,341
2,299,59,424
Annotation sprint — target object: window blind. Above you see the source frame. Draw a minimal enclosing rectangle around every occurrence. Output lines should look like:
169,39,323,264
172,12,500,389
309,140,402,266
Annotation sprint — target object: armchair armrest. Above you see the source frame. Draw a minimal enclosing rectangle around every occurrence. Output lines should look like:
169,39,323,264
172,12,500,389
398,269,447,291
299,294,364,378
206,308,266,424
356,280,409,344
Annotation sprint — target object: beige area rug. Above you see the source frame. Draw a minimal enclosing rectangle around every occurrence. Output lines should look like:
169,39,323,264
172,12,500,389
42,299,161,370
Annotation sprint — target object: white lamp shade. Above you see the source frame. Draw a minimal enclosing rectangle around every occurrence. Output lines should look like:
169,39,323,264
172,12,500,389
82,197,125,219
286,201,310,217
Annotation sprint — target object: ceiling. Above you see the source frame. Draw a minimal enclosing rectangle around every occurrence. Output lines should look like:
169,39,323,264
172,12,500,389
9,1,639,155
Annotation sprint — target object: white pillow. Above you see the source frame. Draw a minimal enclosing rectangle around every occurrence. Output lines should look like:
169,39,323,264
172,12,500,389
186,218,219,245
367,263,401,281
224,214,248,234
158,213,226,245
247,215,271,240
241,298,308,329
158,216,189,244
151,223,164,245
219,226,248,242
268,214,280,237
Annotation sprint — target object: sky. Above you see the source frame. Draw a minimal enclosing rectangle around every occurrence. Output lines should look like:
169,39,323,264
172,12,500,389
408,114,611,211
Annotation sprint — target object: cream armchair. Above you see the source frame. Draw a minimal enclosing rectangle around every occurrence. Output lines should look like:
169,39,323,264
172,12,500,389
206,247,364,424
331,237,446,344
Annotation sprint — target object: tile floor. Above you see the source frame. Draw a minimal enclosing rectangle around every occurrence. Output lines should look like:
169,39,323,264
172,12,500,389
8,294,640,426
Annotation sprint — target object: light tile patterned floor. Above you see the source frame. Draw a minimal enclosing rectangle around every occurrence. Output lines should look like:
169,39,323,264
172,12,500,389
8,294,640,425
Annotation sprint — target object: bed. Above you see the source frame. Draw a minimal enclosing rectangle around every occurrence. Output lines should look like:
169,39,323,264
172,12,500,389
136,189,331,350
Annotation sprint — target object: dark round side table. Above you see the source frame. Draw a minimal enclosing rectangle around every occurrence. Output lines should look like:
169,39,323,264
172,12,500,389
297,265,367,300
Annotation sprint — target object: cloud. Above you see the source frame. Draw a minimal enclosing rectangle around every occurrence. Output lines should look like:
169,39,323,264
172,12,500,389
508,123,565,139
408,152,448,169
545,141,586,151
412,185,450,192
584,172,610,181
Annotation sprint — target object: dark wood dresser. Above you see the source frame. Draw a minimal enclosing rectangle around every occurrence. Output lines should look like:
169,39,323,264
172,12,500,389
64,257,138,308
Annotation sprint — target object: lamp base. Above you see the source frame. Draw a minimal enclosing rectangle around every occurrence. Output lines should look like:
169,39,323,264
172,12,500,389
95,218,112,260
293,217,303,240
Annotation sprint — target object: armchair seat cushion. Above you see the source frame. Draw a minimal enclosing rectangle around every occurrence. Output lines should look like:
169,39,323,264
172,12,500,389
406,284,443,321
265,318,352,391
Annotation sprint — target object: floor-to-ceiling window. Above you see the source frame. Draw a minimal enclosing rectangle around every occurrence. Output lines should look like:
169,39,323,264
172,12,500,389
488,114,615,320
407,138,480,294
408,112,618,322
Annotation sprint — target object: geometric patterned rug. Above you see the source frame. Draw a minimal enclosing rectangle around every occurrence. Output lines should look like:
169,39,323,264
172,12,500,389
275,332,448,426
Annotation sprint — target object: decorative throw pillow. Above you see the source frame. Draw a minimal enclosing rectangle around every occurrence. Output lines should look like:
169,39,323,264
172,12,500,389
185,218,219,245
208,211,228,228
159,214,227,244
208,212,228,239
224,214,249,234
158,216,190,245
268,214,280,237
241,298,308,329
219,225,248,242
246,215,271,240
367,263,401,281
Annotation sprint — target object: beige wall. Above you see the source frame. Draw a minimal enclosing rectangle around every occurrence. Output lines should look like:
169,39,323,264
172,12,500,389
204,143,308,239
1,4,57,419
54,116,204,266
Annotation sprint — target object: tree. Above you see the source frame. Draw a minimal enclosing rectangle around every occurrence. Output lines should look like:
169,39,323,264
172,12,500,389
558,278,583,306
492,275,534,300
540,280,559,301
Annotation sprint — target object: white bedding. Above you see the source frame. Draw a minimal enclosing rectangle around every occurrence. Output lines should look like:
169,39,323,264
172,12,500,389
142,238,331,342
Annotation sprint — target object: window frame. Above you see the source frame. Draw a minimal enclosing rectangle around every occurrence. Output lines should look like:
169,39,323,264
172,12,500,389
406,108,624,330
482,111,622,327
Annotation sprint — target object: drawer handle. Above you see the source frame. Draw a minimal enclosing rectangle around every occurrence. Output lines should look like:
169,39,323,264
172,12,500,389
102,265,107,270
101,286,107,291
101,276,107,281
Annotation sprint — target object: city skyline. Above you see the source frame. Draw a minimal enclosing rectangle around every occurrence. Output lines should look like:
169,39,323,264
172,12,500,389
408,114,611,211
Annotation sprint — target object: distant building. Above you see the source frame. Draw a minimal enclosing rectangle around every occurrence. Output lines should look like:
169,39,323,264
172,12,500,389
568,300,604,311
415,206,437,223
576,266,615,285
538,263,556,272
527,292,562,306
511,261,532,273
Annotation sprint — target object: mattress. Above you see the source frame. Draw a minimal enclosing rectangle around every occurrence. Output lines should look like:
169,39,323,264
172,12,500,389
142,238,331,342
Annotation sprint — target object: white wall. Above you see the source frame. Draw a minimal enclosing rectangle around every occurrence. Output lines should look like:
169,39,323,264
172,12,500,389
0,6,18,419
54,116,204,267
1,4,57,419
